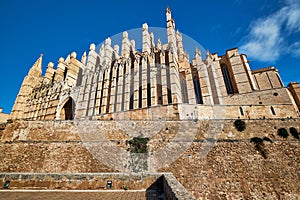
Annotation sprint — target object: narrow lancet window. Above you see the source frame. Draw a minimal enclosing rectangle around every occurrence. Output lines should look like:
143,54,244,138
192,68,203,104
221,64,235,94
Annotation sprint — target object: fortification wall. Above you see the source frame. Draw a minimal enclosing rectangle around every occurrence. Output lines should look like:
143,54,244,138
0,119,299,199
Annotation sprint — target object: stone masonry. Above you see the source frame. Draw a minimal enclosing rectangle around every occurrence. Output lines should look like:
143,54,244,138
0,119,299,199
0,108,9,123
9,8,300,121
3,7,300,200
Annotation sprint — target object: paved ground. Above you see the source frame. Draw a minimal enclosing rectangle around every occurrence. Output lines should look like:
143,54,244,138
0,190,164,200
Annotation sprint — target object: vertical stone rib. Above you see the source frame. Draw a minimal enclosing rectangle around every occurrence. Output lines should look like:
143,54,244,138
141,56,148,108
160,52,169,105
168,52,182,104
149,53,157,107
109,63,117,113
116,63,124,112
133,57,140,109
94,71,103,116
100,68,110,114
185,67,196,104
193,50,211,105
123,61,131,111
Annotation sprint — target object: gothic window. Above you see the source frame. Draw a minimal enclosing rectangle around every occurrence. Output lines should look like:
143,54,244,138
165,51,172,104
60,98,75,120
192,68,203,104
155,52,163,105
147,60,151,107
138,58,142,108
221,64,235,94
51,72,56,83
180,72,189,103
129,53,135,109
76,68,83,86
63,67,68,81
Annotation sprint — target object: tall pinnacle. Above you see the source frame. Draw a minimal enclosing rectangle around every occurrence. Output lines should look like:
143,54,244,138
28,54,43,77
166,6,172,21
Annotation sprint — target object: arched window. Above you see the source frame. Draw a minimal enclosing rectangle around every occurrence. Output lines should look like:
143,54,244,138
221,64,235,94
60,98,75,120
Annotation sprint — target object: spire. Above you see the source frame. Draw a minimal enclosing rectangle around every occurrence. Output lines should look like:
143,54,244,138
166,7,177,59
166,6,171,21
28,54,43,77
81,51,87,63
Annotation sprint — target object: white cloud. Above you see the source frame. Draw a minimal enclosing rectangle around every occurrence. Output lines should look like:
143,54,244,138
240,0,300,62
286,8,300,32
289,42,300,57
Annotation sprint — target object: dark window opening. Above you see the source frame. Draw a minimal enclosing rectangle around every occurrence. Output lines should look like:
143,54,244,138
271,106,276,115
95,57,100,73
221,64,235,94
76,68,83,86
60,98,75,120
192,68,203,104
129,52,135,109
155,52,163,105
51,72,56,83
165,51,172,104
147,61,151,107
63,67,68,81
138,58,142,108
180,72,189,103
239,107,244,116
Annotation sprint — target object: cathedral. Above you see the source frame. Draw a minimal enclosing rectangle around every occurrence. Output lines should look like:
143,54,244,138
10,8,300,121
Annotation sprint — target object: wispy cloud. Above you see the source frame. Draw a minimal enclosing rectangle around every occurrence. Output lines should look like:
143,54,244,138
240,0,300,62
288,42,300,57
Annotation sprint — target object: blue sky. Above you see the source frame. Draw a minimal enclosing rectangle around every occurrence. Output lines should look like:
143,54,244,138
0,0,299,113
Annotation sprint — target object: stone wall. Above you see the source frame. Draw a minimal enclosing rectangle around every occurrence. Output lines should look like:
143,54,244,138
0,119,299,199
0,113,9,123
0,172,162,190
288,82,300,113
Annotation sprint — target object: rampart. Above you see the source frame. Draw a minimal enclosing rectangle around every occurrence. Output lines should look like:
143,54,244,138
0,119,299,199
